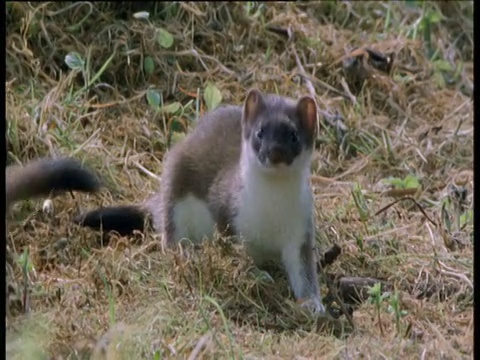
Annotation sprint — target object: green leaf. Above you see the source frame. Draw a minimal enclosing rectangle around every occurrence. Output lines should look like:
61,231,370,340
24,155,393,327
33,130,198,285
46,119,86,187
161,102,181,114
404,174,420,189
351,183,369,220
304,37,318,47
460,209,473,228
382,175,419,190
29,21,40,36
157,28,174,49
426,10,444,24
382,177,400,187
18,248,33,272
405,0,419,7
434,71,446,88
146,89,161,110
170,119,184,132
368,282,382,296
394,74,415,84
441,203,452,233
391,179,404,188
64,52,85,70
433,60,453,72
203,83,223,111
144,56,155,76
170,131,186,145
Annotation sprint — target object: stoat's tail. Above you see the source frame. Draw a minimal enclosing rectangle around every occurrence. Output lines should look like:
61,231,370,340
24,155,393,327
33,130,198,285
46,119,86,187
73,205,148,236
6,157,101,210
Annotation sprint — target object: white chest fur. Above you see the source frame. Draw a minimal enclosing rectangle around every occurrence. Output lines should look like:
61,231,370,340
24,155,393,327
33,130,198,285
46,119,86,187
233,163,312,260
172,194,216,243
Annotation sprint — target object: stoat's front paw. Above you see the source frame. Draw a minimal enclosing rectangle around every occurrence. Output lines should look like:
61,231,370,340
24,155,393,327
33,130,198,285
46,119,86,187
298,297,326,316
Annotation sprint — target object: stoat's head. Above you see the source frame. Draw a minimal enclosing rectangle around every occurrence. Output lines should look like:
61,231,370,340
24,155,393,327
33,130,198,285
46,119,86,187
241,89,317,175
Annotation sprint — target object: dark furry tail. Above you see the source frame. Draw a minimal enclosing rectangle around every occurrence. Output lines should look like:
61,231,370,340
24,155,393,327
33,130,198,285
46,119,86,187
73,205,148,236
6,157,101,210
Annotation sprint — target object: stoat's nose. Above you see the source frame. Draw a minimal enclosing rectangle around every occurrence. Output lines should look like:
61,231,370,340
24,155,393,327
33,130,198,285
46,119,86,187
266,146,286,165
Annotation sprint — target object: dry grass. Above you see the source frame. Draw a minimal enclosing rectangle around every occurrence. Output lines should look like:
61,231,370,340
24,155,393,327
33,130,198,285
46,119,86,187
5,1,473,359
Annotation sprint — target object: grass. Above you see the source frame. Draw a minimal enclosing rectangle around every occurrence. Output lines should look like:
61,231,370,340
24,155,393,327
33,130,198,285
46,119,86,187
6,1,473,359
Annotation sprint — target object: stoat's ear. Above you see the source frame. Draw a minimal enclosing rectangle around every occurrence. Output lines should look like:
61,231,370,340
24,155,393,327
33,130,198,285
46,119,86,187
243,88,266,126
296,95,317,140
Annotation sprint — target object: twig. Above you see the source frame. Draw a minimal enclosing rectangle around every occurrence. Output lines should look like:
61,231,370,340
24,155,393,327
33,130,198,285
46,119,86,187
71,128,102,156
340,77,356,104
160,49,235,76
373,197,437,227
88,92,146,109
438,261,473,289
291,44,323,138
133,161,161,181
188,332,212,360
311,175,353,187
292,45,317,98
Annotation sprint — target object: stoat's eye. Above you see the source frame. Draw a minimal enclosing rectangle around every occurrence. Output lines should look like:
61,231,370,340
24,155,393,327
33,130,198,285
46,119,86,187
256,127,264,139
290,129,298,144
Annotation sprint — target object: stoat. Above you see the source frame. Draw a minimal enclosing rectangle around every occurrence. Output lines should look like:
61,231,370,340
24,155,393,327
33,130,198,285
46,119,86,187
76,89,326,314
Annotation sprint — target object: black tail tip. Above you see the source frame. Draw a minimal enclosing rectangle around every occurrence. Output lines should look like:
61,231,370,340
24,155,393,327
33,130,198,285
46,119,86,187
74,205,147,236
47,157,102,194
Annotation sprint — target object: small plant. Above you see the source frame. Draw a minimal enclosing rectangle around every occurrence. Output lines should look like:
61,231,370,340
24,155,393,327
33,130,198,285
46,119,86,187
17,248,34,313
133,10,174,76
381,129,395,163
440,185,472,249
418,8,445,59
146,88,188,147
351,182,370,237
353,232,365,255
386,289,408,335
368,283,408,337
381,174,420,190
367,282,390,336
17,248,34,274
64,49,116,97
99,271,116,326
406,2,444,55
244,2,265,20
133,9,175,40
441,185,470,232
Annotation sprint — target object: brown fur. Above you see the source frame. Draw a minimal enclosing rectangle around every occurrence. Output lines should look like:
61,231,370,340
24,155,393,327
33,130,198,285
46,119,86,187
146,104,244,242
